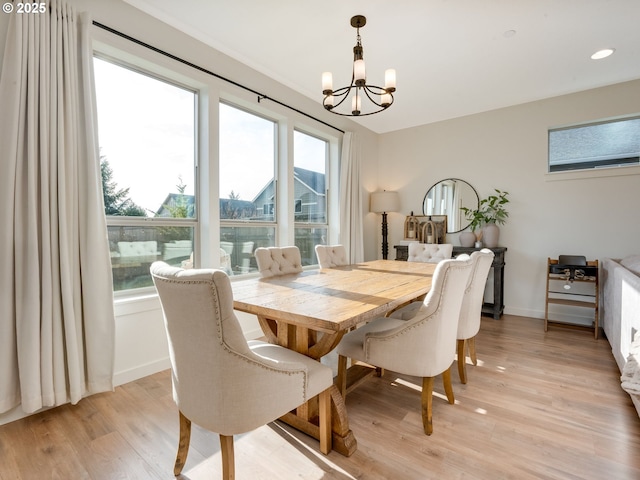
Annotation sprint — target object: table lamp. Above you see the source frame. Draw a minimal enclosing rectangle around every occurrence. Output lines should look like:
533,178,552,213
370,191,400,259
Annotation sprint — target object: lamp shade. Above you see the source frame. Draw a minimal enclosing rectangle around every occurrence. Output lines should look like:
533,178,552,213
370,191,400,213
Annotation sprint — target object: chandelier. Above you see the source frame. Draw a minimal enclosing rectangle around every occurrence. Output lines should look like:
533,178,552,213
322,15,396,116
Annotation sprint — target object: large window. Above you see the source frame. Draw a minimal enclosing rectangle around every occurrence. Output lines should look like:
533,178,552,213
94,57,197,291
219,103,276,274
549,116,640,173
294,130,328,266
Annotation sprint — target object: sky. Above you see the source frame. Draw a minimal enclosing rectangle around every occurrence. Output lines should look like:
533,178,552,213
94,57,326,215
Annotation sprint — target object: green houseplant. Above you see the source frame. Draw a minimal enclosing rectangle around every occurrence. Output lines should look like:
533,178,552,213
480,189,509,226
478,189,509,248
459,189,510,248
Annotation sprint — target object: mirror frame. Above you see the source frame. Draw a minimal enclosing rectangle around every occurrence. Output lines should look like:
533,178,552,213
422,178,479,234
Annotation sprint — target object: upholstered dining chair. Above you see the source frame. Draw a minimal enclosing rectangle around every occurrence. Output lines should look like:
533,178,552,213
455,249,494,383
335,256,473,435
389,249,495,384
254,246,303,278
150,262,332,479
315,244,348,268
407,242,453,263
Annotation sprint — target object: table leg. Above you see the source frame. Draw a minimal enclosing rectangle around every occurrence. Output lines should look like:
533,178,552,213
257,318,357,456
280,384,357,456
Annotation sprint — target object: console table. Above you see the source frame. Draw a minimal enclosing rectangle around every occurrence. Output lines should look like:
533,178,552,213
393,245,507,319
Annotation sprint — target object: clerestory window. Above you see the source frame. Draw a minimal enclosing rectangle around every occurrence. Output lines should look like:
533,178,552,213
548,116,640,173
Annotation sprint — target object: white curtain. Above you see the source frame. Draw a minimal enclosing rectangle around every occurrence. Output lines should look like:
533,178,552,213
0,1,115,415
339,132,364,263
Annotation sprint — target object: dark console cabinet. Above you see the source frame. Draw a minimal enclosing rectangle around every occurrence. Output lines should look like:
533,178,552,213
393,245,507,319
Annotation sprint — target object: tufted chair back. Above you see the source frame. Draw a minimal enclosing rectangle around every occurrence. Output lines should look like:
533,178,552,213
407,242,453,263
315,244,348,268
150,261,332,477
254,246,303,278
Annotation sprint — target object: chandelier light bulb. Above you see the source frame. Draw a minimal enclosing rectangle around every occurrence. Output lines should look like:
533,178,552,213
385,69,396,92
325,94,334,107
322,72,333,94
354,59,366,85
352,95,361,115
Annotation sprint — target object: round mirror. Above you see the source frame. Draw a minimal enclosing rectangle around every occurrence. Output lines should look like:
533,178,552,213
422,178,479,233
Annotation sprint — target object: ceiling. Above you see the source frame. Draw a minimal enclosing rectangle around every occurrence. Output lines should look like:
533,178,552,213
124,0,640,134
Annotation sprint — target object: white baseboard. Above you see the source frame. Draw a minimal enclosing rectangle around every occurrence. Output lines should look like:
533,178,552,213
113,357,172,387
0,358,172,427
504,306,594,327
0,404,44,426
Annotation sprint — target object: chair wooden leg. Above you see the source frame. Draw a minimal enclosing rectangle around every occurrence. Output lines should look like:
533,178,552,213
469,336,478,365
442,367,455,404
318,388,332,454
336,355,348,398
174,410,192,475
220,434,234,480
457,339,467,384
421,376,434,435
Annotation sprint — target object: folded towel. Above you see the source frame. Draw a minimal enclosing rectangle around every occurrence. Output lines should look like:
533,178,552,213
621,331,640,396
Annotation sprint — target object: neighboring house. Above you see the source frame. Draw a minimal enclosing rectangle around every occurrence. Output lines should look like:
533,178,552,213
155,193,196,218
219,197,256,220
252,167,326,222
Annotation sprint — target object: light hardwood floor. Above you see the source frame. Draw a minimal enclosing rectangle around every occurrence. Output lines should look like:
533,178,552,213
1,315,639,479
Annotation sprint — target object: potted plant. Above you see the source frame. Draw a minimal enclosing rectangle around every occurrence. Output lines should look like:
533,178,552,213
479,189,509,248
459,189,510,248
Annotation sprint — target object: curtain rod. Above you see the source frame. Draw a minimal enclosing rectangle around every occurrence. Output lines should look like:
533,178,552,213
91,21,345,134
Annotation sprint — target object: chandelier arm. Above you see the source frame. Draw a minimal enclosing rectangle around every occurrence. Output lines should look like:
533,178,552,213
362,85,391,108
323,85,353,111
326,107,388,117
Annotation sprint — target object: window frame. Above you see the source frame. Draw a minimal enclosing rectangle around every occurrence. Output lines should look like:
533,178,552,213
93,53,201,296
548,115,640,174
293,128,331,267
92,25,342,294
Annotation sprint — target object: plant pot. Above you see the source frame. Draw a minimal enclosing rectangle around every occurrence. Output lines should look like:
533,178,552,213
459,231,476,248
483,223,500,248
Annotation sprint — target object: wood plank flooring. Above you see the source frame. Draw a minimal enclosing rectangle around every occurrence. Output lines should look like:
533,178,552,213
1,315,639,479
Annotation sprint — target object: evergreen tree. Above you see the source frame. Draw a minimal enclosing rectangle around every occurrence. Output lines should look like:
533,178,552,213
100,157,147,216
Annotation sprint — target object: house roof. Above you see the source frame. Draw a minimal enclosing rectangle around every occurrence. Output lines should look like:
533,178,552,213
251,167,325,203
294,167,325,195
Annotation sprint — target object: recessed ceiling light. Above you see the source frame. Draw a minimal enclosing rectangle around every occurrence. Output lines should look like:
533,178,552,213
591,48,615,60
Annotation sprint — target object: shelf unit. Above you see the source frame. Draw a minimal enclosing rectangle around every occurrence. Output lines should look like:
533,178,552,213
544,257,599,339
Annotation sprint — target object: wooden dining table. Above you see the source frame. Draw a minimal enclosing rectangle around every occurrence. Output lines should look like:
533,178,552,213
231,259,437,456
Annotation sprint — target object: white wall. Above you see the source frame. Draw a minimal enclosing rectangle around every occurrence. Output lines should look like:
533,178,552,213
378,79,640,323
